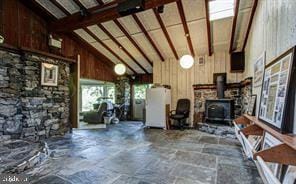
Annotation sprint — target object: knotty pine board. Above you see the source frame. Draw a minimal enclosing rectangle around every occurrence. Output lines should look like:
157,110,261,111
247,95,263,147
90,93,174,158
153,51,243,124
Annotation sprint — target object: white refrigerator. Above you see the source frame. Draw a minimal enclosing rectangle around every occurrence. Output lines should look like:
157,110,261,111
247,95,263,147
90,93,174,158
145,87,171,128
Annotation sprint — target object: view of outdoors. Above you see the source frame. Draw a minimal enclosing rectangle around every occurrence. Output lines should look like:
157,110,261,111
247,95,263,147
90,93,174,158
134,84,152,100
81,83,115,112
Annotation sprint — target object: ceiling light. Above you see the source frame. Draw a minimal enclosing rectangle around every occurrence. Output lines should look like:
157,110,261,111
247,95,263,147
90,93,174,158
114,63,126,75
0,35,4,44
180,55,194,69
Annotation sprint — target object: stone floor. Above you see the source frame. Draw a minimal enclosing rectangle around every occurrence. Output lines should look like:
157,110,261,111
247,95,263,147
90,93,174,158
24,121,262,184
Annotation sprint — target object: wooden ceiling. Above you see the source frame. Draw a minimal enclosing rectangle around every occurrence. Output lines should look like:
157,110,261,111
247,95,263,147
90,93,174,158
25,0,258,75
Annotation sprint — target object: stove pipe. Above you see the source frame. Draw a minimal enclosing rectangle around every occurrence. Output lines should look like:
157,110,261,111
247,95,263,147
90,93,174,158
216,75,225,99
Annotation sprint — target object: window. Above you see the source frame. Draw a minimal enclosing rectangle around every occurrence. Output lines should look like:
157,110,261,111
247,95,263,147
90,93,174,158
134,84,152,100
209,0,234,21
81,85,104,112
80,80,115,112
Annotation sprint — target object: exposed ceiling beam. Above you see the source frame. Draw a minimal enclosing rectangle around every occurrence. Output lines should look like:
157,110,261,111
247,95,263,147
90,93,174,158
72,0,89,14
114,19,153,67
205,0,212,56
84,28,137,74
49,0,179,33
96,0,104,6
176,1,195,57
153,8,178,60
229,0,240,53
50,0,71,16
70,32,115,68
242,0,258,51
98,24,149,74
132,14,165,62
19,0,57,21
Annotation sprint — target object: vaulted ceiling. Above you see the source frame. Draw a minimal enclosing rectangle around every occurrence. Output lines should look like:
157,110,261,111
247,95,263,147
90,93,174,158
26,0,258,75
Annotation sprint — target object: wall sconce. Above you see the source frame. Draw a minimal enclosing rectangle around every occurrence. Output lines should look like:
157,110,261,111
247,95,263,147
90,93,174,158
0,35,4,44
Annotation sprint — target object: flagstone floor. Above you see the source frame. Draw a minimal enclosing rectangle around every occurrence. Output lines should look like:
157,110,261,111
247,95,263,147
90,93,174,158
25,122,262,184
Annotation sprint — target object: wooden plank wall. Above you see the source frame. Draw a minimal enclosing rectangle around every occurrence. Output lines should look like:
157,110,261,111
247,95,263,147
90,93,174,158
0,0,116,82
243,0,296,134
153,51,243,123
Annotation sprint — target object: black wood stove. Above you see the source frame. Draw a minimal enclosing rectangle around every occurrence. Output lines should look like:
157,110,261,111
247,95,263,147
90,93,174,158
205,74,234,123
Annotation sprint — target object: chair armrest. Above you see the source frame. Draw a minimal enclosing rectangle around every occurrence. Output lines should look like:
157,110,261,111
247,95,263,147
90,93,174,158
169,110,176,116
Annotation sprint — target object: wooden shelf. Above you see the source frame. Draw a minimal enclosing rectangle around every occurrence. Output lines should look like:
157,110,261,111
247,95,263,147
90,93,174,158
234,114,296,166
243,114,296,150
0,43,76,63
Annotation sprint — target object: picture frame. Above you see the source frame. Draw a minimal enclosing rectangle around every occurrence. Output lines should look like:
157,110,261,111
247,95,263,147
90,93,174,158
254,52,266,88
247,95,257,116
261,133,283,178
41,63,59,86
258,46,296,133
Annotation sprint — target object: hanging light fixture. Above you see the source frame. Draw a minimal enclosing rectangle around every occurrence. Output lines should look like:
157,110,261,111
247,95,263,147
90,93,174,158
180,55,194,69
114,63,126,75
0,35,4,44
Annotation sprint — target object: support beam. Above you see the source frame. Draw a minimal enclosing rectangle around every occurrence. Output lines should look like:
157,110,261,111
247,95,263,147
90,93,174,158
96,0,104,6
229,0,240,53
176,0,195,57
49,0,178,32
50,0,71,16
132,14,165,62
153,8,178,60
114,19,153,67
73,0,86,10
242,0,258,51
70,32,115,68
205,0,212,56
83,28,137,74
98,24,149,74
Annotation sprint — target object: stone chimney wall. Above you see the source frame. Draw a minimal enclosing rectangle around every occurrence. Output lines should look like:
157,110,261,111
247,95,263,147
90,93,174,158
0,50,70,142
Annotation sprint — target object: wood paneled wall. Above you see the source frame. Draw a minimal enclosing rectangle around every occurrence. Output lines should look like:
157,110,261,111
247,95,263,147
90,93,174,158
243,0,296,133
153,52,243,123
0,0,116,82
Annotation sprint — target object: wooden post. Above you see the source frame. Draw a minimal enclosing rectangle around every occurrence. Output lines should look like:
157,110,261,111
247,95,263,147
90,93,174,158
69,54,80,129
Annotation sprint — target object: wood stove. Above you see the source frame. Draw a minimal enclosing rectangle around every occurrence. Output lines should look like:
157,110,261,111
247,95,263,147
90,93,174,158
205,99,234,122
205,73,235,123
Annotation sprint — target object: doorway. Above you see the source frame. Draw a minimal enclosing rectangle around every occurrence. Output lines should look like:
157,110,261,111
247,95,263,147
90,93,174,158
132,84,151,121
79,79,115,129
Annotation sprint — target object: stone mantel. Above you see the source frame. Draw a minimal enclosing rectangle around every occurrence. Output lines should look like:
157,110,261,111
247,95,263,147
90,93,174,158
192,77,253,90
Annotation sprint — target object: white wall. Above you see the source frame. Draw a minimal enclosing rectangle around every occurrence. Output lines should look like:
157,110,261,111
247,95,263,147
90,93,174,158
153,51,243,123
244,0,296,133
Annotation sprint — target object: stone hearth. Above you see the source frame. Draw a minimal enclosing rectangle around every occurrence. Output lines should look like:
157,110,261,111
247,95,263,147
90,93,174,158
0,140,49,173
0,50,71,142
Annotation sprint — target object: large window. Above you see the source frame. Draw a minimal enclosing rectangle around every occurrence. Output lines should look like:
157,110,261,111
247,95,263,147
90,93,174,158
81,85,104,112
81,80,115,112
134,84,152,100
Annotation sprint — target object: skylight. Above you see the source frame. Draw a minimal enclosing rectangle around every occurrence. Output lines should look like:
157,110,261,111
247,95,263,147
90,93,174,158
209,0,234,21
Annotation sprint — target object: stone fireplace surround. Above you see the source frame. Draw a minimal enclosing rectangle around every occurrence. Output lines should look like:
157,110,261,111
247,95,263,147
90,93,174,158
0,48,71,142
193,78,253,122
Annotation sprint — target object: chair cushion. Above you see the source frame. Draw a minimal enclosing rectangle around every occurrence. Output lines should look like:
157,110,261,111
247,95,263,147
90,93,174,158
170,114,185,120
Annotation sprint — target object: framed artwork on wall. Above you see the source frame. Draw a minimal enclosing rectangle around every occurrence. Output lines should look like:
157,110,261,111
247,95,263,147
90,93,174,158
254,52,266,88
258,46,296,133
247,95,257,116
41,63,59,86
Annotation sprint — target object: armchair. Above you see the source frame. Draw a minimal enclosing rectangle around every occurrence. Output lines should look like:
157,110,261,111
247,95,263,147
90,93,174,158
169,98,190,130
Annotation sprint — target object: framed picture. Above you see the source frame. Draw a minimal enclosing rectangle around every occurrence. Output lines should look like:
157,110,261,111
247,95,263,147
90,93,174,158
254,52,266,88
247,95,257,116
198,56,205,65
41,63,59,86
261,133,283,178
258,46,296,133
